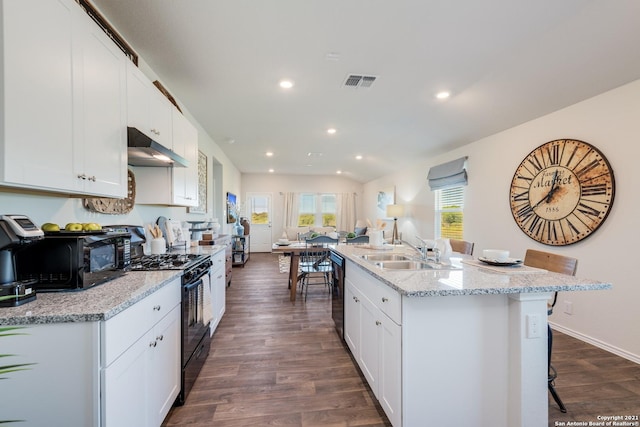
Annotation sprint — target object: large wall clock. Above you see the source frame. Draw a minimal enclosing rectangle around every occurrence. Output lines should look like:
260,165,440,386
509,139,615,246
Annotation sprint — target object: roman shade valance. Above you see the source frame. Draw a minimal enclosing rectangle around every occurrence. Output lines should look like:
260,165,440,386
427,156,468,190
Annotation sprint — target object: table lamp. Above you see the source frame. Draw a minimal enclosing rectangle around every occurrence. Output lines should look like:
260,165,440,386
386,204,405,244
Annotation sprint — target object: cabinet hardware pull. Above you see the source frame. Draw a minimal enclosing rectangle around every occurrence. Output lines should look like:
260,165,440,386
382,297,389,302
153,305,161,311
89,175,96,182
355,297,360,303
149,341,157,347
77,173,87,180
375,320,382,326
156,335,164,341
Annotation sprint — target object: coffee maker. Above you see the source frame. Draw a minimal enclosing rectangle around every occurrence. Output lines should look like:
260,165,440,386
0,214,44,307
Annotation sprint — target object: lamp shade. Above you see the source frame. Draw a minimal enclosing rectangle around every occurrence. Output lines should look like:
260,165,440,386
386,204,405,218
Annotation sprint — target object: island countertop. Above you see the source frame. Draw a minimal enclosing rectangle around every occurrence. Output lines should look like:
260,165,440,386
331,244,612,297
0,244,227,326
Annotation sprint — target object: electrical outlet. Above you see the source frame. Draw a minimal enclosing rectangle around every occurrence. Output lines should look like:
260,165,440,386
564,300,573,315
526,314,542,338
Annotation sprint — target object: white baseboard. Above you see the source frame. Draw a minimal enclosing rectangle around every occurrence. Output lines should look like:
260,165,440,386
550,322,640,365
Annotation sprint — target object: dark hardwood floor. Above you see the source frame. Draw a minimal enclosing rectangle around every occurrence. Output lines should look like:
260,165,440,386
163,252,640,426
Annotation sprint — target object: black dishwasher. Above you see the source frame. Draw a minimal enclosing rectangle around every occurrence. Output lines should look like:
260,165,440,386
330,250,345,340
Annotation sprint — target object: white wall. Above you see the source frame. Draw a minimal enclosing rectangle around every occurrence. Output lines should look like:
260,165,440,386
241,173,364,241
363,79,640,362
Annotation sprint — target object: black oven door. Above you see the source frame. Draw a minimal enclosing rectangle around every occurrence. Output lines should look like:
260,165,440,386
182,277,209,363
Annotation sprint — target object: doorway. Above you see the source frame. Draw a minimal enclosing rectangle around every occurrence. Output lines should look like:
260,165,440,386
246,193,272,252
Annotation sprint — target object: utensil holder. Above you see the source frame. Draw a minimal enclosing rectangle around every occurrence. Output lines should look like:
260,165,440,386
150,238,166,254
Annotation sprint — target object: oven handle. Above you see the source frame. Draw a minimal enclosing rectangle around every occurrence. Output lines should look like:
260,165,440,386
184,277,204,291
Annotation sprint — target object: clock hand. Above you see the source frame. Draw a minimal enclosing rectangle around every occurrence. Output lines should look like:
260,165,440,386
531,170,559,210
545,170,559,203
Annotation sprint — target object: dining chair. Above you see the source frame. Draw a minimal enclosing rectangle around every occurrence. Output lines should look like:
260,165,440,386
523,249,578,414
298,236,337,300
449,239,474,255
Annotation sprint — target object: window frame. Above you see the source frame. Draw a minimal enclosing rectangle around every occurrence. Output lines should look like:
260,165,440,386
434,186,465,239
298,193,337,228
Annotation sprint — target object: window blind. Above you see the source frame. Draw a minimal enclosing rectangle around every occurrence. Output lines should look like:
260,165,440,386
427,157,468,190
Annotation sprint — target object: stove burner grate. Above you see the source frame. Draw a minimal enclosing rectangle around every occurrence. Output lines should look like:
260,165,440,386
129,253,203,271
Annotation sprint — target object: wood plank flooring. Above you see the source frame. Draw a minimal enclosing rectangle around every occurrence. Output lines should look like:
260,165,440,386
163,252,640,426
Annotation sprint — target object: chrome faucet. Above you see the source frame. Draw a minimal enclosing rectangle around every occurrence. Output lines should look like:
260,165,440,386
408,236,440,263
402,236,430,261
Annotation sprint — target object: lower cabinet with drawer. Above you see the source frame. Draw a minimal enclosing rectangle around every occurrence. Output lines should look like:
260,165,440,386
345,263,401,427
101,278,181,427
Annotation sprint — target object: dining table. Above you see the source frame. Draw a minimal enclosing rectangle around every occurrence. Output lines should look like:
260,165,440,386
272,241,332,302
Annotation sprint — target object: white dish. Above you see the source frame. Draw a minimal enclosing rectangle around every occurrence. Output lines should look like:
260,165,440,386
482,249,510,261
478,257,522,266
275,242,291,246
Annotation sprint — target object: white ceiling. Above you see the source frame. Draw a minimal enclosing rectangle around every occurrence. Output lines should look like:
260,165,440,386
92,0,640,183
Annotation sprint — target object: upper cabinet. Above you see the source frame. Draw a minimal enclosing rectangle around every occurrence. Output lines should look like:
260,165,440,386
127,61,199,207
126,61,173,149
171,108,199,206
0,0,127,198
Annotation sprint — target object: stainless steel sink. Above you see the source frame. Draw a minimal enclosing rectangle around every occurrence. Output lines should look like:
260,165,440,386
373,260,461,270
361,254,409,262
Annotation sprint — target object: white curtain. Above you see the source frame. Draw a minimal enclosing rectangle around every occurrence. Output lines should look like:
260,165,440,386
336,192,356,232
282,192,299,228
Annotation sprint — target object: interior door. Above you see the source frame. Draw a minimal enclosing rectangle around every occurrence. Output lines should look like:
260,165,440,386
246,193,272,252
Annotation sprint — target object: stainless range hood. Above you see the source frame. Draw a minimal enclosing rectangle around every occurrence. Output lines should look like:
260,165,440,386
127,127,188,167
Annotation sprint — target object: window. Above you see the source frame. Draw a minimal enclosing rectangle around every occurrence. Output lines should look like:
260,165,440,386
435,186,464,239
298,193,337,227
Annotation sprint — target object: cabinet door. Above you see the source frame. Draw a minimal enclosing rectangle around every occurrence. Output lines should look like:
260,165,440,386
149,305,181,426
149,87,173,148
126,61,152,134
379,316,402,427
358,293,380,396
171,108,198,206
210,255,226,334
2,0,76,191
102,330,151,427
344,280,360,355
73,10,127,197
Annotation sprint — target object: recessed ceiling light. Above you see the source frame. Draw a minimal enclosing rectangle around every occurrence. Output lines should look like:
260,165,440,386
265,151,274,157
279,80,294,89
307,152,323,157
327,128,337,135
336,170,342,174
355,155,363,160
435,91,450,99
268,168,274,173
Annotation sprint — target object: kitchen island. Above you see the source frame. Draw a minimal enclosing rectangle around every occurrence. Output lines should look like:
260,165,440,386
331,244,612,427
0,244,226,427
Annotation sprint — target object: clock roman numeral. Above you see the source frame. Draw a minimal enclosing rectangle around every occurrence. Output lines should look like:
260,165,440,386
547,144,560,165
527,153,544,173
577,202,601,219
582,183,608,196
512,190,529,202
515,204,534,222
575,159,600,178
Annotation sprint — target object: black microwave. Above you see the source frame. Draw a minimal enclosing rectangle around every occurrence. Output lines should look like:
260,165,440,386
15,231,131,291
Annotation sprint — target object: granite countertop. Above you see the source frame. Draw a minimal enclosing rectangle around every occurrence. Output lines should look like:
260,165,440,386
332,244,612,297
0,245,227,326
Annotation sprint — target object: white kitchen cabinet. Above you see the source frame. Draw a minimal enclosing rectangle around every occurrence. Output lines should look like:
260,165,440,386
126,61,173,149
102,278,181,427
209,249,226,334
344,266,402,427
132,111,199,207
72,6,128,197
0,0,127,197
171,108,199,206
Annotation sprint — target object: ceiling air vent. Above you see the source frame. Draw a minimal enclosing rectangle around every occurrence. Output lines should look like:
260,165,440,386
343,74,377,88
